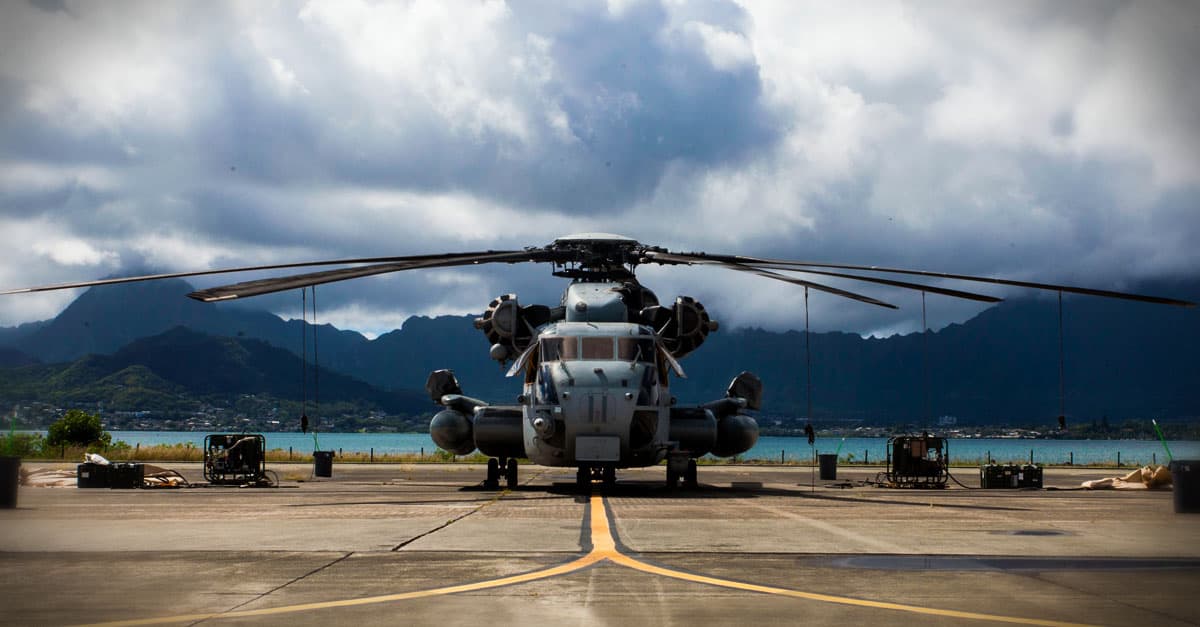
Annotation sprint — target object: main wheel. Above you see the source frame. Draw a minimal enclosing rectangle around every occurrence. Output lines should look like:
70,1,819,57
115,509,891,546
505,458,518,489
485,458,500,489
602,466,616,486
665,466,679,489
684,459,698,488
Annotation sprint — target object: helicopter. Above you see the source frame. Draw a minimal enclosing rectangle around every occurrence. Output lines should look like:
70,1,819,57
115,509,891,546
2,232,1194,490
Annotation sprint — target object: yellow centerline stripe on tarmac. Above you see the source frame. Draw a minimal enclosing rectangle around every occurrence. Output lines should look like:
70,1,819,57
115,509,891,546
79,493,1099,627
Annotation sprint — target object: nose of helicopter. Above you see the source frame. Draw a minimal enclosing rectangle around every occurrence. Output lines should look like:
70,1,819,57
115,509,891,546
554,362,640,461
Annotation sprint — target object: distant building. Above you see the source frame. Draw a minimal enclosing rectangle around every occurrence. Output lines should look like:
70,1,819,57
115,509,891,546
937,415,957,426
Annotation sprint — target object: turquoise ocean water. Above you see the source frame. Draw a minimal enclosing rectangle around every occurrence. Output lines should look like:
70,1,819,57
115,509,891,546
96,431,1200,466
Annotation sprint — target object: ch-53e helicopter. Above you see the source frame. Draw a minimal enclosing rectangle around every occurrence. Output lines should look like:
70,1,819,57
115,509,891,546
3,232,1194,490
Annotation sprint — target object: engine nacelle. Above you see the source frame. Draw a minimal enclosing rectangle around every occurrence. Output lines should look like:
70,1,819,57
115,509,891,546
430,409,475,455
473,406,525,459
711,414,759,458
668,407,718,457
641,296,718,358
474,294,553,363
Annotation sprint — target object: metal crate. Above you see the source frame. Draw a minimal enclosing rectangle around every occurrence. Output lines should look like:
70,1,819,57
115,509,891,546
980,463,1042,488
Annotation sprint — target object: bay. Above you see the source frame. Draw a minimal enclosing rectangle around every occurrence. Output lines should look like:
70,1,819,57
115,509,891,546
95,431,1200,466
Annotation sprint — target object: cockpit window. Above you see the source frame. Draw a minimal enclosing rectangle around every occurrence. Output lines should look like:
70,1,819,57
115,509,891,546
542,336,650,362
542,337,582,360
541,337,564,361
617,338,655,363
580,336,613,360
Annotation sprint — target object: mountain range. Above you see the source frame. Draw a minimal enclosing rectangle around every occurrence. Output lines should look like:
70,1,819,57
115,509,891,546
1,277,1197,426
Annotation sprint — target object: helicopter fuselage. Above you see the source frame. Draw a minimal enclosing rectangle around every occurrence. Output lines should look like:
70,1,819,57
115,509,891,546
520,320,669,468
428,276,760,487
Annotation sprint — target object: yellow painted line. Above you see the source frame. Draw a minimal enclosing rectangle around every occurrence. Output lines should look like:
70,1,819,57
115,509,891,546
78,552,608,627
79,493,1100,627
598,496,1098,627
76,496,608,627
608,552,1094,627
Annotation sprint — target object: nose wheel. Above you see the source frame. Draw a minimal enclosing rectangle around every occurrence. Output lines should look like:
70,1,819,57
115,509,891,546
576,465,618,492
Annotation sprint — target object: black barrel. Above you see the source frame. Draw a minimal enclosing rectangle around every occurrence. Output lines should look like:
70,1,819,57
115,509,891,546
818,454,838,480
0,456,19,509
314,451,334,478
1171,460,1199,514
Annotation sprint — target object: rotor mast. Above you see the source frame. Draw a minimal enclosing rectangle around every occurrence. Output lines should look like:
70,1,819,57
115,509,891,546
547,233,652,282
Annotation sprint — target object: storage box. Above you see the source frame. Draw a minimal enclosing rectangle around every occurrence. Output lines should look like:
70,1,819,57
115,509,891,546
109,462,144,489
77,462,111,488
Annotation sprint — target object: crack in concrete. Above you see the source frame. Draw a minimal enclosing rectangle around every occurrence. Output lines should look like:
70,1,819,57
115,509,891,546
389,469,549,552
188,552,355,626
391,492,505,551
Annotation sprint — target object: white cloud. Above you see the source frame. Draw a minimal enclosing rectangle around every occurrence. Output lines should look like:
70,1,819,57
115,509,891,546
32,239,118,267
0,0,1197,338
680,21,755,72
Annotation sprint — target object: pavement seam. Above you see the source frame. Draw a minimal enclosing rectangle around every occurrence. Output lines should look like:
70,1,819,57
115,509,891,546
187,552,355,626
390,490,507,551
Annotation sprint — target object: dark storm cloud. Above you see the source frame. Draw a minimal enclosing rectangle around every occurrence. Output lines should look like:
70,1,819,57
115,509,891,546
283,0,779,213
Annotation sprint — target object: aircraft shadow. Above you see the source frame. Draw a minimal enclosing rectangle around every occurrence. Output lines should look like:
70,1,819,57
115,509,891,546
529,480,1033,511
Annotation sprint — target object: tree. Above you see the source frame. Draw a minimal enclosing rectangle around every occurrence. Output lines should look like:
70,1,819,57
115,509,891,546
46,409,111,447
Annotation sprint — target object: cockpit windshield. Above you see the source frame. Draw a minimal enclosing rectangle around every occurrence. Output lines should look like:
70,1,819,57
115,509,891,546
541,336,655,363
617,337,655,363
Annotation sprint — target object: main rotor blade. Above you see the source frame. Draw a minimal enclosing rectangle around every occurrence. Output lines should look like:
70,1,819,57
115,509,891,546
647,252,1001,304
0,250,533,297
187,250,543,302
716,262,898,309
647,251,1195,307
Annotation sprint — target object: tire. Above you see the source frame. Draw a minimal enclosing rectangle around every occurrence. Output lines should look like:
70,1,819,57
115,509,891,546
505,458,518,489
666,466,678,489
486,458,500,489
577,465,590,492
602,466,616,486
685,459,698,488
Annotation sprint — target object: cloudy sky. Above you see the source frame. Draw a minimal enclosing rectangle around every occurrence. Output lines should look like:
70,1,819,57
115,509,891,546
1,0,1197,338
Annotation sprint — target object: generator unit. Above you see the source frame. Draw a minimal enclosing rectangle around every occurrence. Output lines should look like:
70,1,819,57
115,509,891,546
204,434,267,485
885,435,948,488
981,463,1043,489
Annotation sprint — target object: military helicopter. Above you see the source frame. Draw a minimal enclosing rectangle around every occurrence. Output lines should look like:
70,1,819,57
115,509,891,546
3,232,1194,490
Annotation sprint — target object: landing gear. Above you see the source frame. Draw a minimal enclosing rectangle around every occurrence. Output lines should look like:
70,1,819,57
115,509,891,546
576,465,616,492
485,458,501,489
485,457,517,490
505,458,518,489
665,449,693,490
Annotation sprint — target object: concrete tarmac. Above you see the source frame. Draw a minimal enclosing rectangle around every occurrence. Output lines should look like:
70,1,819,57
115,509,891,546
2,462,1198,626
